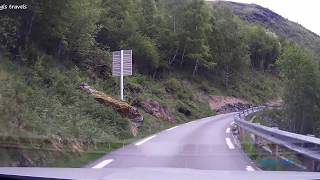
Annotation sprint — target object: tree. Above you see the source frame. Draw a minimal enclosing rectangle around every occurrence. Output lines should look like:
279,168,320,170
127,34,160,74
248,26,281,71
180,0,214,76
209,6,249,88
278,45,320,134
18,0,102,61
97,0,139,51
138,0,158,38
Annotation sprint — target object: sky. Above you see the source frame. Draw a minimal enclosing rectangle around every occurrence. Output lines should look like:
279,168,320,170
207,0,320,36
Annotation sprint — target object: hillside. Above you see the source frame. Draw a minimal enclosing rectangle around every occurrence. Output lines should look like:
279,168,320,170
211,1,320,54
0,0,305,167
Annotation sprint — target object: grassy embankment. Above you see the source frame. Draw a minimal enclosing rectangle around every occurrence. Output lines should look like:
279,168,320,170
0,52,281,167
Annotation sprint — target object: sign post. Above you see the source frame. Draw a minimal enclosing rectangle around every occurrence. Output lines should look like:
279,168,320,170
120,50,124,100
112,50,132,101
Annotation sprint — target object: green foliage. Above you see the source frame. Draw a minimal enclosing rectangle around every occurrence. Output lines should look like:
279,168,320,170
28,0,101,59
164,78,182,92
248,109,287,130
138,0,158,38
0,57,130,143
248,26,281,71
0,17,18,51
178,0,213,71
214,1,320,56
209,6,249,88
228,71,281,103
128,34,160,74
97,0,138,50
242,133,258,160
278,45,320,134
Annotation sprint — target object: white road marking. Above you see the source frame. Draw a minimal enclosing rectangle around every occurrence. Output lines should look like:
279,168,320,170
226,127,230,134
92,159,113,168
166,126,178,132
135,135,156,146
246,165,255,171
225,138,235,149
231,131,241,148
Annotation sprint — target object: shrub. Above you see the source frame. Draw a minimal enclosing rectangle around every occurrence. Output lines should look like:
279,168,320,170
164,78,182,93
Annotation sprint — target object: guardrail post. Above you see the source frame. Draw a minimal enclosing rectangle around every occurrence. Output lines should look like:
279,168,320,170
270,143,279,157
254,135,261,149
307,159,319,171
239,127,245,140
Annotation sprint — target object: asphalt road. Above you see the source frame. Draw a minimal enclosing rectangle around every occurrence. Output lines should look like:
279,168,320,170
86,112,257,171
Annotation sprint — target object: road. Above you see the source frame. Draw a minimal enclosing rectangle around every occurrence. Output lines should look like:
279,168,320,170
85,112,257,171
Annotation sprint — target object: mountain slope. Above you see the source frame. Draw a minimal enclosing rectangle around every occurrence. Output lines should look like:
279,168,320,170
211,1,320,54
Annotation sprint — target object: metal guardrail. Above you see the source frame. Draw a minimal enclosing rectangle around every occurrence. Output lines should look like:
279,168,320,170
235,107,320,161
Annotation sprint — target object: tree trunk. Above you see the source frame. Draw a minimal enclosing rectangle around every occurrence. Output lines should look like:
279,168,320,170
173,16,176,33
192,59,199,76
17,11,34,50
57,39,63,58
152,70,157,79
180,45,186,66
224,66,231,89
25,11,34,46
169,48,178,65
299,102,306,134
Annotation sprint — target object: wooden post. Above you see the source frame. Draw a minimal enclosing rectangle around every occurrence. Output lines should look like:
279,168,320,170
270,143,279,157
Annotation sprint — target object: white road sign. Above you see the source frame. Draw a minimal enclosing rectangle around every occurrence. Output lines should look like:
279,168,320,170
112,50,133,100
112,50,132,76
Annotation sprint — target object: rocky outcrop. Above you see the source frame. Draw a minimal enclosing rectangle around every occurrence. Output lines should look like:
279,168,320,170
218,103,253,114
134,99,176,123
208,95,254,113
80,83,143,136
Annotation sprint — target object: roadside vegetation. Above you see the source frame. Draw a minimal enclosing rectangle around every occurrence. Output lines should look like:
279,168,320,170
0,0,318,166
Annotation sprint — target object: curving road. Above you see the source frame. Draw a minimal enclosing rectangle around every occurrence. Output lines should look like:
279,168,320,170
85,112,257,171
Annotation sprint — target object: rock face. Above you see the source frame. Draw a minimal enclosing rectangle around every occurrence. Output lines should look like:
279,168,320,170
134,99,176,123
208,95,254,114
80,83,143,136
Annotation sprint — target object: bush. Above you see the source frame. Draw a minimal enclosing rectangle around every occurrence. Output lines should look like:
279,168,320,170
164,78,182,93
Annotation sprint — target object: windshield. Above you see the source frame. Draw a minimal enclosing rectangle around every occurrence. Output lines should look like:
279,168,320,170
1,0,320,174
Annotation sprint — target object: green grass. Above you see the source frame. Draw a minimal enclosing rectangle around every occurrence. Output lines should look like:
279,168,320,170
0,54,215,167
242,133,259,160
228,71,282,103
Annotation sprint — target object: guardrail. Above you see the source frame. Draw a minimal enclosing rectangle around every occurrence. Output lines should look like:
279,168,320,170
234,106,320,171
